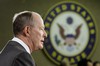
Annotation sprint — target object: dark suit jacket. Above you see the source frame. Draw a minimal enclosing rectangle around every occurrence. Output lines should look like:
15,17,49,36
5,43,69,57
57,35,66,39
0,41,36,66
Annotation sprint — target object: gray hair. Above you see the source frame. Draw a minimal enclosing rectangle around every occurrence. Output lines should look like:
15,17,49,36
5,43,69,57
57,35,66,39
13,11,34,35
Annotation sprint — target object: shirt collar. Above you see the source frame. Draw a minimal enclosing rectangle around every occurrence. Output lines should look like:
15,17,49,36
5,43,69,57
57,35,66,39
12,37,31,54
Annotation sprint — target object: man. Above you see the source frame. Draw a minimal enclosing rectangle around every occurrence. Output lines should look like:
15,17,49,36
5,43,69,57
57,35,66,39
0,11,47,66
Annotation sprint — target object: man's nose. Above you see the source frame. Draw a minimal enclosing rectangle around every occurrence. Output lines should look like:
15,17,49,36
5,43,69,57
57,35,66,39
44,30,47,38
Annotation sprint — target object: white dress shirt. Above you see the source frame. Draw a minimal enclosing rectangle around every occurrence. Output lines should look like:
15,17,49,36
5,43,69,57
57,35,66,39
12,37,31,54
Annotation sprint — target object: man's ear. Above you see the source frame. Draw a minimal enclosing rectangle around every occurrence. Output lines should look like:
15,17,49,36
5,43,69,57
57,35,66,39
23,26,30,37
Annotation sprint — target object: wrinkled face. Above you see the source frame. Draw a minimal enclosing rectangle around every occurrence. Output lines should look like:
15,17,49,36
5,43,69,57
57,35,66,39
29,13,47,51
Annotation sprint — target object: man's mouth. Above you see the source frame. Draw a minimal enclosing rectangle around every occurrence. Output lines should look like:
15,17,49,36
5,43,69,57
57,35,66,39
41,40,44,44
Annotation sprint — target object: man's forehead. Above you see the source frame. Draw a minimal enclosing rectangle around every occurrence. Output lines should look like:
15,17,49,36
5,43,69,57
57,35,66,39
30,12,45,28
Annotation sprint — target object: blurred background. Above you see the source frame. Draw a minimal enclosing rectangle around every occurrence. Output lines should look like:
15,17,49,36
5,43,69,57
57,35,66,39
0,0,100,66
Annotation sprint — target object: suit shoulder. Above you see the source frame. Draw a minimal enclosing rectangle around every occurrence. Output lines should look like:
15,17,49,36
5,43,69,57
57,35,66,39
0,41,27,65
1,41,26,54
12,52,35,66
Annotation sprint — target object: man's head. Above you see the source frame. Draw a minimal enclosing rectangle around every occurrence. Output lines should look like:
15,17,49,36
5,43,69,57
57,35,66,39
13,11,47,52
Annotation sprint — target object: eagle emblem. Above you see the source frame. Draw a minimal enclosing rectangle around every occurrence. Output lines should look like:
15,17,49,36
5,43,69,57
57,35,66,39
57,23,82,46
43,1,96,65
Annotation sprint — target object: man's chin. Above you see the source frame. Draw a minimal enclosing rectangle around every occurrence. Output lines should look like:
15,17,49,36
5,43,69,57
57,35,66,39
40,46,43,49
39,45,43,49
